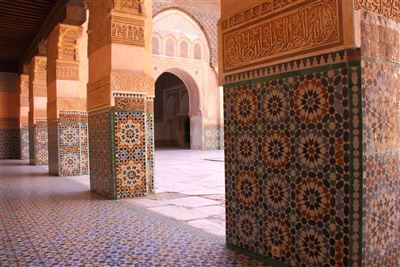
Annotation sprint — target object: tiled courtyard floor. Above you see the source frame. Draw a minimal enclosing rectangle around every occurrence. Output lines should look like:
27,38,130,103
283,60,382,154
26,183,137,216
71,149,226,236
124,149,226,236
0,159,273,266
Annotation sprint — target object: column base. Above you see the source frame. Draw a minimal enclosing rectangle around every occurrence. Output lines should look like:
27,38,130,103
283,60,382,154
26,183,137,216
203,125,224,150
88,98,154,199
20,125,29,160
48,112,89,176
0,128,20,159
29,122,48,165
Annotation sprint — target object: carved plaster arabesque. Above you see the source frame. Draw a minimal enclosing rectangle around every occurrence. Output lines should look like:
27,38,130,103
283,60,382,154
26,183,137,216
354,0,400,22
86,0,112,54
111,16,145,46
221,0,305,31
113,0,142,14
58,25,82,61
30,57,47,95
87,0,145,54
56,61,80,80
19,74,29,96
87,78,111,112
111,71,154,96
222,0,343,73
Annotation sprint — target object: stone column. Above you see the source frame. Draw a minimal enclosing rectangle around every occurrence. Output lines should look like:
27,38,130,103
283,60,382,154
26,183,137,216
18,74,29,159
47,23,89,176
86,0,154,199
28,56,48,165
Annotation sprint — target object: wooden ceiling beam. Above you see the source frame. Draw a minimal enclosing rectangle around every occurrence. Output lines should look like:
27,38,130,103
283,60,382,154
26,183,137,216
18,0,70,71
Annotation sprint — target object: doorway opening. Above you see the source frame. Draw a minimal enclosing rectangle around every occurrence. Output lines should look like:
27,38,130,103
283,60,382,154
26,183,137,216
154,72,191,149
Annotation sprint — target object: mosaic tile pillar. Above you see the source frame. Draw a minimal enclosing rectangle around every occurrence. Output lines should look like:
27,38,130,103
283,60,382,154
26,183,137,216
20,125,29,160
47,22,88,176
18,74,30,159
224,50,363,267
220,1,400,266
29,120,48,165
359,10,400,266
48,112,89,176
203,125,224,150
88,94,154,199
28,56,48,165
0,119,20,159
86,0,155,199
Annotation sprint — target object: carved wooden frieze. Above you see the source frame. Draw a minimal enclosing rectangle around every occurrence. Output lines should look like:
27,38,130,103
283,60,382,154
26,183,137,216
222,0,343,72
355,0,400,21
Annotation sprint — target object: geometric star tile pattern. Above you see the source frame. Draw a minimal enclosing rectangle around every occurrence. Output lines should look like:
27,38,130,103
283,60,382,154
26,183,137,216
0,128,20,159
361,11,400,266
29,124,48,165
89,95,155,199
48,112,89,176
224,50,363,267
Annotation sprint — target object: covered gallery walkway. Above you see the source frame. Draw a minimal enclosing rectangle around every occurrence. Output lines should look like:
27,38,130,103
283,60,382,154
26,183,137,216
0,159,267,266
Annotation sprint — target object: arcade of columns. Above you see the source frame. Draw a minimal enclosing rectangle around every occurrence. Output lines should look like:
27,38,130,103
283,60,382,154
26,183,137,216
0,0,399,266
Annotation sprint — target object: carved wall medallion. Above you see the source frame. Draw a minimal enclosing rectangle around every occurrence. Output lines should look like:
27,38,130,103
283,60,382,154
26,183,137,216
222,0,343,72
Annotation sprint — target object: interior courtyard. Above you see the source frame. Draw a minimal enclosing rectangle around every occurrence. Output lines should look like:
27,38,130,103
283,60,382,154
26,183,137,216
0,0,399,266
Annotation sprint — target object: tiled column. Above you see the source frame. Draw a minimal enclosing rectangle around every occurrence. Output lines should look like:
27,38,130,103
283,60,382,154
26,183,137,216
18,74,29,160
219,0,399,266
86,0,154,199
47,23,89,176
356,5,400,266
28,56,48,165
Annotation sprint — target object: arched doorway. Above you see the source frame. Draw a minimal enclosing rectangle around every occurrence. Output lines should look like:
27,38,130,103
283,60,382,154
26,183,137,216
154,72,191,149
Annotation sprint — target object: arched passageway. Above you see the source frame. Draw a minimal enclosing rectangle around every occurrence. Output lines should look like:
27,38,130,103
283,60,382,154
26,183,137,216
154,72,191,149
